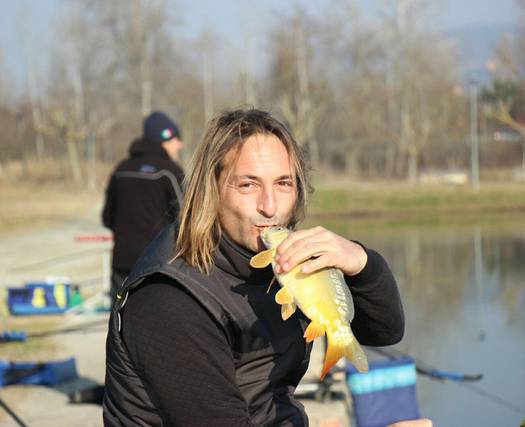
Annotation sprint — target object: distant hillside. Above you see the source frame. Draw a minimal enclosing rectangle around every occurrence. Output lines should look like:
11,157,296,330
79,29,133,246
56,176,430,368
446,24,519,83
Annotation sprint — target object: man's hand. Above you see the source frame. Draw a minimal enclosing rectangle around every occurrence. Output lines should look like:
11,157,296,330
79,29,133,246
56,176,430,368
387,419,433,427
274,226,368,276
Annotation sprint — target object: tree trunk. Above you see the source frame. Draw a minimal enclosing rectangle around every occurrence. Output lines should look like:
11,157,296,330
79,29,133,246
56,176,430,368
66,138,83,184
345,151,359,176
385,143,396,178
407,149,418,184
296,23,319,171
203,54,214,125
26,37,46,160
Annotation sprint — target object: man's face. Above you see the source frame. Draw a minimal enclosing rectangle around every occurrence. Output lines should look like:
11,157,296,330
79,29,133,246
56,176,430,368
162,137,183,161
218,133,297,252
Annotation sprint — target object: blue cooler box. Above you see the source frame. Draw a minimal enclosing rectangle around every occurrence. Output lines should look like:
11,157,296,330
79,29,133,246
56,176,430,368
346,357,420,427
7,282,71,315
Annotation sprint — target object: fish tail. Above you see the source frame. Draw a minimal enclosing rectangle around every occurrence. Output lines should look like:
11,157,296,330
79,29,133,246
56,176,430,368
344,337,368,373
321,333,368,379
320,342,345,380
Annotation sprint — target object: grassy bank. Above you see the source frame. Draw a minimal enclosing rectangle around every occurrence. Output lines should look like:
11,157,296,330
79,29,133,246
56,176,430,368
0,182,101,235
308,180,525,221
1,180,524,235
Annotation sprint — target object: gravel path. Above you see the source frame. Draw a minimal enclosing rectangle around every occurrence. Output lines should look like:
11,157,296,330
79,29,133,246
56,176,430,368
0,201,353,427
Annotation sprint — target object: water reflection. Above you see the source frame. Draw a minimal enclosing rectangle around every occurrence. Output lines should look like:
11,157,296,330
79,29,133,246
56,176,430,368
303,217,525,427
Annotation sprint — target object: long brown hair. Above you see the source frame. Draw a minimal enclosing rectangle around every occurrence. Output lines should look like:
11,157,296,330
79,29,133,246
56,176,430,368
174,108,311,273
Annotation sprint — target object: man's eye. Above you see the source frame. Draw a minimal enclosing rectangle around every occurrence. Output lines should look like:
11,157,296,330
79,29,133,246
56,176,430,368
279,180,293,187
239,182,255,188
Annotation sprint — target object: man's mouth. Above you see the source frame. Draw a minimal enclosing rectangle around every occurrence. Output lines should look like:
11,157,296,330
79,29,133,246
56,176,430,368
255,225,278,239
256,225,278,231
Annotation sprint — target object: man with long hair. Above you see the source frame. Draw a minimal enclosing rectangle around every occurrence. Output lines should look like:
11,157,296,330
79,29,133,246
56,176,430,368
103,108,404,426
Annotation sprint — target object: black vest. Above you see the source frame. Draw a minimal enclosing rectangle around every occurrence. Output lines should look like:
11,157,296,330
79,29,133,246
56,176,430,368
103,224,312,426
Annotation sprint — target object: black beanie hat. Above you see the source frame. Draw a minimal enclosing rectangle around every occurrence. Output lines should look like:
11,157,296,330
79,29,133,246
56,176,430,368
143,111,181,144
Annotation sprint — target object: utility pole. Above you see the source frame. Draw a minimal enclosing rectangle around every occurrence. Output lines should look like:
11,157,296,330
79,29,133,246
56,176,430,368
469,78,480,192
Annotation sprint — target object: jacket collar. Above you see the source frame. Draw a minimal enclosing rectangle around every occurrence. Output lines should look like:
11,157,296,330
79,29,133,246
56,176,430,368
128,137,170,159
124,223,273,291
215,233,273,282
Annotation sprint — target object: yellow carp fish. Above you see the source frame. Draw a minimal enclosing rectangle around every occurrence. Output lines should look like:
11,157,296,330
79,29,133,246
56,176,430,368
250,226,368,379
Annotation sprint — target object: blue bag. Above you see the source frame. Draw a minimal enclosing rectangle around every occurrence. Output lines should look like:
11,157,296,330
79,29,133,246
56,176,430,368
0,357,78,387
346,357,420,427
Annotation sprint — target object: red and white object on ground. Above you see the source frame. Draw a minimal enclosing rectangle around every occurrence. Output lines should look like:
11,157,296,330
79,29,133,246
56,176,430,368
74,234,113,242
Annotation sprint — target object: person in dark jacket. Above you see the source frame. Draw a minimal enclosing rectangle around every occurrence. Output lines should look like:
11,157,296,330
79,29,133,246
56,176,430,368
103,108,405,426
102,111,184,300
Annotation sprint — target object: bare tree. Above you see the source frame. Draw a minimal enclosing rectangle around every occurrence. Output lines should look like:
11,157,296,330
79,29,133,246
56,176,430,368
196,31,219,125
0,51,15,176
0,0,489,182
265,7,325,170
23,27,47,162
381,0,460,181
309,0,462,179
320,2,393,176
486,2,525,132
28,0,193,184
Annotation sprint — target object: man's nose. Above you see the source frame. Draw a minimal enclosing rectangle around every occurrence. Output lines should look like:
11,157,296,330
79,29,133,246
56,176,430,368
257,186,277,218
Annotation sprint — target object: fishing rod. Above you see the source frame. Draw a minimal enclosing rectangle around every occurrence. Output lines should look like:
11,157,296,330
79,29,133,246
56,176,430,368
75,276,104,289
27,318,108,339
368,347,483,382
8,248,107,273
0,318,108,343
0,396,28,427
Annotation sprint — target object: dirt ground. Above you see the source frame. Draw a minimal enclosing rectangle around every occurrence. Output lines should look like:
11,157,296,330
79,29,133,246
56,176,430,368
0,198,354,427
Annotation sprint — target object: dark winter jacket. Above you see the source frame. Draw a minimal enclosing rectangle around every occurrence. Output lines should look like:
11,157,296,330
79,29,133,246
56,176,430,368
102,138,184,272
103,223,404,426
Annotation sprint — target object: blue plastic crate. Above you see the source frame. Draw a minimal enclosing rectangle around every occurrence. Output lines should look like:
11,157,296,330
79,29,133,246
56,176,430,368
346,357,420,427
7,282,71,315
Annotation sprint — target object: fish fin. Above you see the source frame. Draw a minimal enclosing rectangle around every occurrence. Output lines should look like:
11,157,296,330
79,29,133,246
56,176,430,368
266,276,276,294
344,337,369,373
275,287,294,305
281,302,297,320
303,321,326,343
249,249,274,268
320,333,369,379
321,342,345,380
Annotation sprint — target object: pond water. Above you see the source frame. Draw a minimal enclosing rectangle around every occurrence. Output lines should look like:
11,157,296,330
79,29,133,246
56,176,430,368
308,216,525,427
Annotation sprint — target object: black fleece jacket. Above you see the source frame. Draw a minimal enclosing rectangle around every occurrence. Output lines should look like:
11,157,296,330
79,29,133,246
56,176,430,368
102,138,184,271
119,236,404,426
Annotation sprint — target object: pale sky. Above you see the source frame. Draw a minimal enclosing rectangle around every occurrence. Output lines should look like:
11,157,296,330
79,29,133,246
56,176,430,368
0,0,519,92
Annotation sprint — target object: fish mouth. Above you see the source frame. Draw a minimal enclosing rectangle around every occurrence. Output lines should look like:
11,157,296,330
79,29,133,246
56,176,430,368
256,225,279,244
257,225,289,247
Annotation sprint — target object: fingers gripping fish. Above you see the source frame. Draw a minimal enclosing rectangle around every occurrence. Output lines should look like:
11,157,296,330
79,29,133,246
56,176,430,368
250,226,368,379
